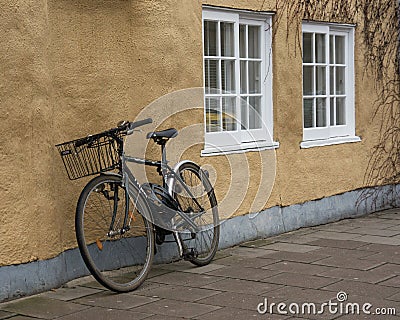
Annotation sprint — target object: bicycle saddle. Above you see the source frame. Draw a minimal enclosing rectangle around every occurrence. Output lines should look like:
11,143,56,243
146,128,178,140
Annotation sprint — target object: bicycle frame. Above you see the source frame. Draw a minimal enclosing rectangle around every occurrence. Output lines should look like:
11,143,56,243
121,154,204,233
103,130,210,257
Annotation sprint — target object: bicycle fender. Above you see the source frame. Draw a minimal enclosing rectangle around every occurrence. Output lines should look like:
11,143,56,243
99,172,122,178
167,160,200,196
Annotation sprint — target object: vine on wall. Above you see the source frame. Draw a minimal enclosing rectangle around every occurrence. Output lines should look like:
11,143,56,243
262,0,400,210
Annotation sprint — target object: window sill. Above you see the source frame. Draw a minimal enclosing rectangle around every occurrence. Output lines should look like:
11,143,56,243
300,136,361,149
201,141,279,157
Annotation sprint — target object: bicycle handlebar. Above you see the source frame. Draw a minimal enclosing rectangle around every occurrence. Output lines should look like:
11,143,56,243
73,118,153,149
128,118,153,131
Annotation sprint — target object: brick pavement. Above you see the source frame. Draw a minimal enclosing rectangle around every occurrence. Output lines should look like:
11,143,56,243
1,208,399,319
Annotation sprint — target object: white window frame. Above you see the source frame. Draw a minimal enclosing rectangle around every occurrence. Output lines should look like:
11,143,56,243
301,22,360,148
202,7,278,156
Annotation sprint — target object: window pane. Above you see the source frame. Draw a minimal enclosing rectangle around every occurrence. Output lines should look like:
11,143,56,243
248,61,261,94
206,97,221,132
240,61,247,94
205,59,219,94
316,66,326,95
220,22,234,57
303,66,314,95
330,97,335,126
222,97,237,131
239,24,246,58
303,98,314,128
221,60,235,93
248,25,260,58
335,36,345,64
241,97,248,129
336,97,346,125
249,96,262,129
330,35,334,64
330,66,335,95
316,98,327,127
204,21,217,56
336,66,345,94
315,33,326,63
303,33,313,63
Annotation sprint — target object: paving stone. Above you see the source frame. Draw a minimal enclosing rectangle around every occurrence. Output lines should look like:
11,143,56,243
202,278,282,295
360,252,400,264
276,234,321,245
309,231,362,241
195,306,261,319
1,297,89,319
265,286,337,303
80,280,106,290
260,251,331,263
57,306,152,320
333,294,400,318
214,255,280,268
158,260,195,272
141,315,184,320
313,247,377,259
379,213,400,220
378,276,400,287
195,306,289,319
239,238,277,247
387,225,400,231
73,291,159,309
319,265,397,284
196,291,265,310
345,218,397,229
387,292,400,302
132,298,220,318
206,265,282,281
4,317,37,320
39,286,102,301
263,261,336,276
147,266,175,278
355,235,400,246
313,256,385,271
355,243,400,253
262,272,339,290
307,239,368,250
228,247,277,258
336,314,397,319
261,242,321,253
312,223,358,233
322,280,399,299
347,228,400,237
147,271,222,287
181,263,225,274
136,284,221,302
0,310,16,319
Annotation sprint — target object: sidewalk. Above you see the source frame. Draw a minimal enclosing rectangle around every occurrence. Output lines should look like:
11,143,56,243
1,208,399,319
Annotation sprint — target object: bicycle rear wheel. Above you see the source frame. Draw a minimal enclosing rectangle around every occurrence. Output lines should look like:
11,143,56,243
173,162,219,266
75,174,154,292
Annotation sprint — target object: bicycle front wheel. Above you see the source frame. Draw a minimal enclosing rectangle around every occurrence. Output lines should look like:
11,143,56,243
173,162,219,266
76,174,154,292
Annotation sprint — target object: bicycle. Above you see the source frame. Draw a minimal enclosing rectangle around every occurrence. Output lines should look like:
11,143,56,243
56,118,220,292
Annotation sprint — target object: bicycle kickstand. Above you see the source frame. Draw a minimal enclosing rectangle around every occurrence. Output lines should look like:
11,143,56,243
173,231,197,260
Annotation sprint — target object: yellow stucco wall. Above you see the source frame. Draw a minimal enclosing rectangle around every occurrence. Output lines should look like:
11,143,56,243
0,0,389,266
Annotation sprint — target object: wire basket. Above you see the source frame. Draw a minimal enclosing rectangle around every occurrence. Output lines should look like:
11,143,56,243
56,132,122,180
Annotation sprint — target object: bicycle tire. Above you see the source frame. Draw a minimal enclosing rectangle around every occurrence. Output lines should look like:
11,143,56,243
172,162,219,266
75,174,154,292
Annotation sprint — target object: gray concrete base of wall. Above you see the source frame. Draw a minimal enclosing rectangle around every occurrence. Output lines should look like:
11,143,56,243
1,184,399,302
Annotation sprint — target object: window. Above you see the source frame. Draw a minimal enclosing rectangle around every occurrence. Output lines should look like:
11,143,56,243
301,23,360,148
202,7,277,155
